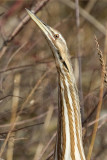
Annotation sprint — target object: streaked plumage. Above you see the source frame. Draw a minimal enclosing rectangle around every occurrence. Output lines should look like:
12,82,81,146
26,9,86,160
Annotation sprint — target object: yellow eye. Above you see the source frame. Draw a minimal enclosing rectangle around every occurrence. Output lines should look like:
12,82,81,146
54,34,59,39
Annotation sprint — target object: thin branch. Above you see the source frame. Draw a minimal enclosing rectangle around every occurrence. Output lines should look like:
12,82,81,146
0,0,51,50
0,95,23,101
0,65,54,158
85,0,97,13
0,122,44,135
87,114,107,127
83,89,107,126
0,107,57,134
38,132,56,160
60,0,106,35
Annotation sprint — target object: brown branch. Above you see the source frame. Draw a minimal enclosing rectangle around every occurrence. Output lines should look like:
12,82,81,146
0,122,44,135
0,64,54,158
38,132,56,160
0,64,34,74
60,0,106,35
83,89,107,127
0,95,23,101
0,0,51,50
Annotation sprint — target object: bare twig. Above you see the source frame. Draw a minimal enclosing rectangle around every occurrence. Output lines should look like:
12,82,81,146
33,106,54,160
0,122,44,135
85,0,97,13
60,0,106,35
80,0,97,26
87,114,107,127
83,89,107,127
0,65,54,158
0,42,27,90
38,132,56,160
0,0,51,51
0,111,49,130
0,64,34,74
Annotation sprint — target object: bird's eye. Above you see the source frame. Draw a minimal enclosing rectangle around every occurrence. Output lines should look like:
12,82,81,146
54,34,59,39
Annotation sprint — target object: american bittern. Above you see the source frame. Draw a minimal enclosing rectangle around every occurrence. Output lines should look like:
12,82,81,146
26,9,86,160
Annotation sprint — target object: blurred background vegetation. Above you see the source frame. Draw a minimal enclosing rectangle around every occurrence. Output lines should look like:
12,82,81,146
0,0,107,160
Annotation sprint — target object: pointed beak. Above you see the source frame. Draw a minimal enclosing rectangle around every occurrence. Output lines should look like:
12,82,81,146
26,9,52,39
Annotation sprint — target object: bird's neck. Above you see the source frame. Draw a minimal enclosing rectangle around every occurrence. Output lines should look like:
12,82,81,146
55,65,86,160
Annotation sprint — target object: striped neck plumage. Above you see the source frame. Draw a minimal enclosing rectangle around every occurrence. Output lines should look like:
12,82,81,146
26,9,86,160
54,54,86,160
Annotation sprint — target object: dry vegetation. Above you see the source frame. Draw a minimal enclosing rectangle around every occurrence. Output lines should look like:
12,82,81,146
0,0,107,160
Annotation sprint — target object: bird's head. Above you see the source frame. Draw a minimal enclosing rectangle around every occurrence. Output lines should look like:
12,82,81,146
26,9,70,71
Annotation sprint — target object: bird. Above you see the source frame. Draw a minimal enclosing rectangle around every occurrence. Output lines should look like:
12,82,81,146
26,9,86,160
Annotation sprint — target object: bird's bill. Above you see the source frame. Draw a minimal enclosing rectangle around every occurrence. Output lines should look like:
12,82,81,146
26,9,52,38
